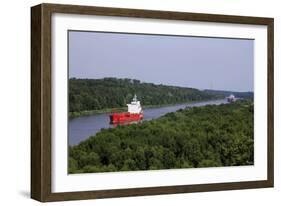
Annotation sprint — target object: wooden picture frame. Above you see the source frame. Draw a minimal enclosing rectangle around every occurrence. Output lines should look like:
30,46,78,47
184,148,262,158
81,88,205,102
31,3,274,202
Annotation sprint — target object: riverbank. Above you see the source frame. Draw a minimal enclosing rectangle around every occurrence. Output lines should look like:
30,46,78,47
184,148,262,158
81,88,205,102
68,98,229,145
69,100,254,173
69,107,127,118
69,97,224,118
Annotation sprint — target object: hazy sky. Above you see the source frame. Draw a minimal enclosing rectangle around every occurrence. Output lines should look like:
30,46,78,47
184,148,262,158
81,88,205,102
69,31,254,92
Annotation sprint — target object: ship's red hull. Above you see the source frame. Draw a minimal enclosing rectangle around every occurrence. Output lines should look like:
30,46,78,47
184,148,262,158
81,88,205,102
110,112,143,124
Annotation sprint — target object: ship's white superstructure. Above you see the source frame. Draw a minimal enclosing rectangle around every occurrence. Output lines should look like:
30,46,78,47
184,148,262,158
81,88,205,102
127,94,142,114
227,94,236,102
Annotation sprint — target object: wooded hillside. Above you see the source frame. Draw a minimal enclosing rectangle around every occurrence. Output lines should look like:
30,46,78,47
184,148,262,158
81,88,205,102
69,78,222,116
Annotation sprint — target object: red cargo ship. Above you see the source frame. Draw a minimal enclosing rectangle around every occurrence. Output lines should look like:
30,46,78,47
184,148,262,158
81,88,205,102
110,94,143,124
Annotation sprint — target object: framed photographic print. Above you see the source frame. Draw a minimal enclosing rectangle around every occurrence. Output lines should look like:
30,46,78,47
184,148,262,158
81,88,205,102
31,3,274,202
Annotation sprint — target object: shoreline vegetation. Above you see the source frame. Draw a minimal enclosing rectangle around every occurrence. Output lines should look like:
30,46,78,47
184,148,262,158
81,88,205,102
69,98,224,118
69,77,225,118
69,100,254,174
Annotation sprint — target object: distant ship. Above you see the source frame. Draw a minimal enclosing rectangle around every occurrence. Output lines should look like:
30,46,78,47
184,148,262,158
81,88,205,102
227,94,236,103
109,94,144,124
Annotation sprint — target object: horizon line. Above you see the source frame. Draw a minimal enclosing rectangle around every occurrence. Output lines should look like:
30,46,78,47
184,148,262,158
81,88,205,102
69,77,254,93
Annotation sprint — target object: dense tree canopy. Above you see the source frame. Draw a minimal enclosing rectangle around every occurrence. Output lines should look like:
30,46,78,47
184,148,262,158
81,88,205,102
69,100,254,173
69,78,223,117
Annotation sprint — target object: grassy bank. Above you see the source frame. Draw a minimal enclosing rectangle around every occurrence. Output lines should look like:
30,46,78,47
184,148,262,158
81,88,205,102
69,98,225,118
69,107,127,118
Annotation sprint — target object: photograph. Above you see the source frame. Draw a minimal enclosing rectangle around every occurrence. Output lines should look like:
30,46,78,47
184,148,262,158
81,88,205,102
67,30,254,174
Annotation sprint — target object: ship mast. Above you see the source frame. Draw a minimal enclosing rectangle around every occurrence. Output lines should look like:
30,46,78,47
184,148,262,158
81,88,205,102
132,94,137,103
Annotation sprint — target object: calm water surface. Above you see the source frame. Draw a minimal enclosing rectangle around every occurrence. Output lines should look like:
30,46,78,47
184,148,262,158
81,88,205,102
69,99,228,145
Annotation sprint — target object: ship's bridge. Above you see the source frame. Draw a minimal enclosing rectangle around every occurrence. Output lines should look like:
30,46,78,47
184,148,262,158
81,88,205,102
127,94,142,114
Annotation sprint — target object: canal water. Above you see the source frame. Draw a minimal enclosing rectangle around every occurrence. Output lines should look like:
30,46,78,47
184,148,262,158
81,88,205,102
69,98,228,145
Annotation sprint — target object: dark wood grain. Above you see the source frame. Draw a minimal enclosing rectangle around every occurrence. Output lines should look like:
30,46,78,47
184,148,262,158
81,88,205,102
267,20,274,186
31,4,52,202
31,3,274,202
43,3,272,25
31,4,42,201
43,180,272,202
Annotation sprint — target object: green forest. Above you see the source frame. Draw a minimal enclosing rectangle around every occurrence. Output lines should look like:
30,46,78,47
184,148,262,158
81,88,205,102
69,78,223,117
69,100,254,173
